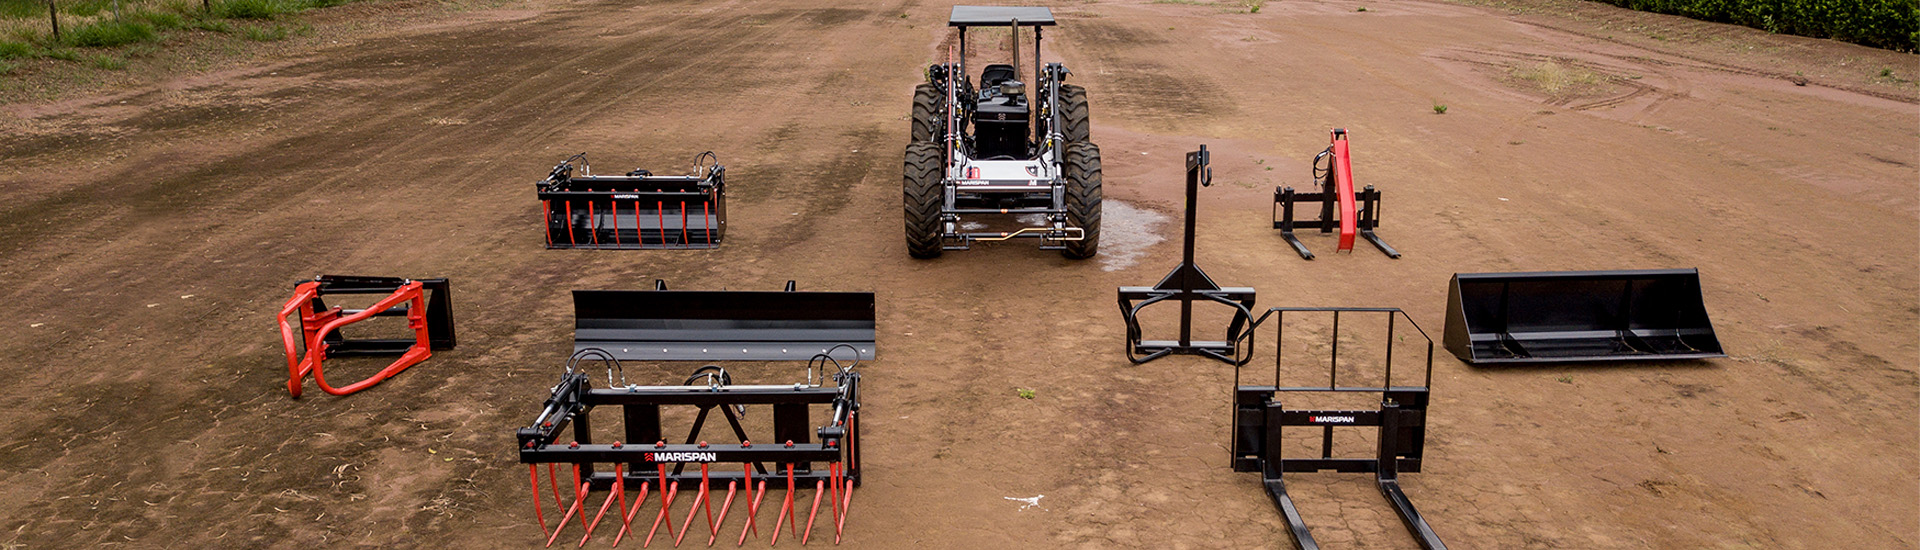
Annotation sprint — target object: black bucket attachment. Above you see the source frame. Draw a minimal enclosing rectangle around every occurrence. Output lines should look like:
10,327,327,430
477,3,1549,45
1443,269,1725,364
537,152,726,249
574,281,875,362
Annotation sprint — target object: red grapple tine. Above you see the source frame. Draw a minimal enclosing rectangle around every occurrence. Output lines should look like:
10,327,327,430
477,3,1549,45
612,199,623,246
549,464,564,508
612,478,654,547
739,479,767,546
546,474,588,548
543,200,553,247
530,465,550,537
588,202,600,246
703,201,712,247
712,480,737,546
836,473,852,544
801,479,825,545
574,465,590,530
702,465,718,537
564,200,576,245
647,461,679,547
674,465,711,547
656,198,665,247
580,464,626,547
680,201,689,248
771,464,797,545
828,463,839,530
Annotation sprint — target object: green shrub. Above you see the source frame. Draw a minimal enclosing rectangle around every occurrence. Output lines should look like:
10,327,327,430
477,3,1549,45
1589,0,1918,52
0,40,30,60
63,19,158,47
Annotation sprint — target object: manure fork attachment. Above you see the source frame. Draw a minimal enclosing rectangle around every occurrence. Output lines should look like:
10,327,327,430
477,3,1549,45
539,152,727,250
518,351,862,547
1232,308,1446,550
1273,129,1398,260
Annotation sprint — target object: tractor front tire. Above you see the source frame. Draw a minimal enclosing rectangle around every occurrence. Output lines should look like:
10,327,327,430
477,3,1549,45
904,141,945,259
911,84,942,143
1058,84,1091,143
1062,141,1102,259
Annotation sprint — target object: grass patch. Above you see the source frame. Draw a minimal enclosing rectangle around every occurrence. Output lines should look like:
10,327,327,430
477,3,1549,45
0,58,16,73
239,21,291,40
1241,0,1263,13
1506,60,1609,97
62,18,158,47
44,47,80,61
133,10,185,30
87,52,124,69
0,39,29,59
188,17,236,33
213,0,291,18
1431,103,1447,114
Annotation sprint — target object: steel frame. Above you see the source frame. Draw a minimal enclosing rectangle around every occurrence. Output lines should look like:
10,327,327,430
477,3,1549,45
1231,307,1446,550
1119,145,1256,365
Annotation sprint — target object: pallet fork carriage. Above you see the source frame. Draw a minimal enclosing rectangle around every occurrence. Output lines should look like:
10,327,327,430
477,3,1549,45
276,275,455,398
1119,146,1256,365
1273,129,1399,260
538,152,726,250
517,282,873,546
1233,308,1446,550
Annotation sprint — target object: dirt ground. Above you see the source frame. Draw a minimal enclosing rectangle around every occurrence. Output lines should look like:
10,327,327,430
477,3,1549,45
1,0,1915,547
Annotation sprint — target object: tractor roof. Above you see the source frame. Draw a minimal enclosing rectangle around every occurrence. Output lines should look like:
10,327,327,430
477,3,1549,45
948,6,1056,27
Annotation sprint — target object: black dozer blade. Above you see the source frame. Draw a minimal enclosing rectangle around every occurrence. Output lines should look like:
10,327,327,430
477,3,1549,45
573,281,875,362
1443,269,1725,364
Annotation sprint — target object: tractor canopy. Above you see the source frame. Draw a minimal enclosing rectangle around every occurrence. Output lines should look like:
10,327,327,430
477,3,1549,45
948,5,1055,27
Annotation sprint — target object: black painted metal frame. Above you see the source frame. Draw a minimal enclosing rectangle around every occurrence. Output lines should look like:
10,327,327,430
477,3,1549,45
1232,307,1446,550
300,274,456,355
1119,145,1256,364
537,152,726,250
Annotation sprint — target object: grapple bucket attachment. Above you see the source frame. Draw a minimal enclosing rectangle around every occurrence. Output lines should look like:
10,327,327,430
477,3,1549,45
276,275,454,398
1443,269,1725,364
538,152,726,250
574,281,875,362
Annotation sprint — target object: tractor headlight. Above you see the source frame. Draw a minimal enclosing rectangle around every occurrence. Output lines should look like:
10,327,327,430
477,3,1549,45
1000,81,1026,97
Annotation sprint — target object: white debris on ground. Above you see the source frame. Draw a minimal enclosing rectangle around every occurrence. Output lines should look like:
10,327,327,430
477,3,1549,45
1004,494,1045,511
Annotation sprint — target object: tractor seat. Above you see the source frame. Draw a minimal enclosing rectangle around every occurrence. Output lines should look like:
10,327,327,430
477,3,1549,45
981,64,1017,89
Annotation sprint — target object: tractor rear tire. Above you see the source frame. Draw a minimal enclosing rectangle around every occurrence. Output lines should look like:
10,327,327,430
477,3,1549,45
911,84,942,143
1062,141,1102,259
1058,84,1091,143
904,141,945,259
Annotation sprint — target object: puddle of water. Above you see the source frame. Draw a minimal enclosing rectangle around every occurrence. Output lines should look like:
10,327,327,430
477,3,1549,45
959,221,987,231
1098,200,1166,272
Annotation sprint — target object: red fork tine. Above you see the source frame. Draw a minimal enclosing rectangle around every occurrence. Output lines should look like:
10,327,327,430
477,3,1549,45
611,473,655,547
656,197,665,247
712,479,738,546
529,465,549,537
546,465,588,548
771,462,797,545
580,463,626,547
674,463,713,547
647,461,679,547
587,202,599,246
739,478,767,546
680,201,689,247
836,473,852,544
703,201,712,247
550,464,564,509
801,479,825,545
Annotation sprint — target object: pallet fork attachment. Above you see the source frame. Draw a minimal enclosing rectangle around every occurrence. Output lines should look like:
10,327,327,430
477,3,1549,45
538,152,726,250
1119,146,1256,365
276,275,454,398
1273,129,1399,260
1233,307,1445,550
517,348,864,546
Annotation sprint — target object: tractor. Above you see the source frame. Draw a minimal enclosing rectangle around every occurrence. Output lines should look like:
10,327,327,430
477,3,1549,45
904,6,1101,259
